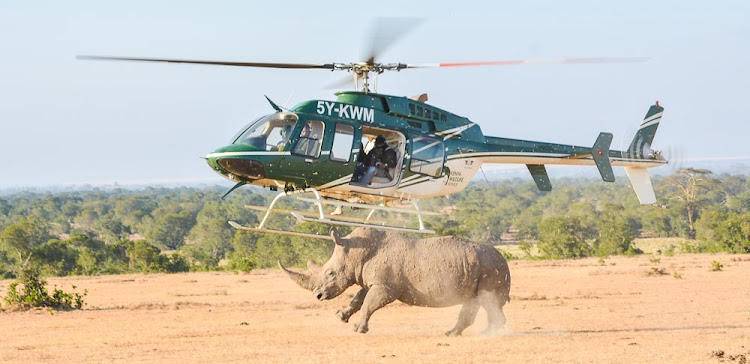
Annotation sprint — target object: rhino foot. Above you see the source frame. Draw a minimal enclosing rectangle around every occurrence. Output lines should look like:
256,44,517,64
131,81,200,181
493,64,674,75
444,330,462,337
336,310,350,323
353,323,369,334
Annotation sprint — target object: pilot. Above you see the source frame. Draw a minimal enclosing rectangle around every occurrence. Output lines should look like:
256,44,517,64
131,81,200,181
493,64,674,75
356,135,397,185
276,125,293,150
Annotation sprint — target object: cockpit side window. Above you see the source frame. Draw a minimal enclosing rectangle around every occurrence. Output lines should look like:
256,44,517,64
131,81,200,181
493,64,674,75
293,120,325,158
233,113,298,151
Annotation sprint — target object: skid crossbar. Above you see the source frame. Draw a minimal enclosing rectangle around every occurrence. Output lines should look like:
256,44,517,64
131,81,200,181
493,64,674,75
228,187,436,235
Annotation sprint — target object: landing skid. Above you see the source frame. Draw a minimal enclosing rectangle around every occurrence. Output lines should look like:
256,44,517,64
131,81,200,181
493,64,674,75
228,187,437,238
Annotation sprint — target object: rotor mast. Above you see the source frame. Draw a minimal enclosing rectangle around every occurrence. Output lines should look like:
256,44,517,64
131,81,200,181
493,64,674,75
336,62,406,93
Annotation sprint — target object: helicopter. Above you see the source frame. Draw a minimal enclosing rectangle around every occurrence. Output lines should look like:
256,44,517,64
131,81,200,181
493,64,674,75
78,22,667,240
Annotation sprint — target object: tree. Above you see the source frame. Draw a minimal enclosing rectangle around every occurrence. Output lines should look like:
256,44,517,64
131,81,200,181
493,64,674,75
185,201,258,265
32,239,79,276
146,210,194,249
0,198,10,216
537,216,591,259
595,214,639,256
714,212,750,253
126,240,161,272
94,215,130,243
0,217,51,270
664,168,721,239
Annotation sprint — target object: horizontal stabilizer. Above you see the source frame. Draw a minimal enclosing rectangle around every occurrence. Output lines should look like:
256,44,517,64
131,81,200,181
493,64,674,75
624,167,657,205
592,132,615,182
526,164,552,191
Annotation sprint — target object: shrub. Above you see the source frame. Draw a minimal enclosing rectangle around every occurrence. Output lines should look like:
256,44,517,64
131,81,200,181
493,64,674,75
714,213,750,254
710,261,723,271
645,267,667,276
154,253,190,273
228,253,256,273
3,267,87,310
537,216,591,259
595,215,638,256
495,247,517,261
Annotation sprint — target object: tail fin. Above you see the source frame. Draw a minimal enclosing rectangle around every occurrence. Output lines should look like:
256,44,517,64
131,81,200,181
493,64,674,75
627,102,664,159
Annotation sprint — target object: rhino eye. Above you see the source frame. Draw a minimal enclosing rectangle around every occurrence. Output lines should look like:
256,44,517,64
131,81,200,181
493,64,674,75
327,271,335,277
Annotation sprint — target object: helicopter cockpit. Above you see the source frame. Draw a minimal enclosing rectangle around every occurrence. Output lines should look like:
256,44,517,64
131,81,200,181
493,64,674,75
232,112,299,151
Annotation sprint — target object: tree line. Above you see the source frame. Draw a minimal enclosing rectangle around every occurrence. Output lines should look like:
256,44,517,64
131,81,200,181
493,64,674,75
0,168,748,278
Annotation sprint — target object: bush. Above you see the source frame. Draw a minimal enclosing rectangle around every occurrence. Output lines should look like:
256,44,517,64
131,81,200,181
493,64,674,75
537,216,591,259
714,213,750,254
3,267,87,310
710,261,723,271
154,253,190,273
228,253,256,273
495,247,517,261
595,215,639,256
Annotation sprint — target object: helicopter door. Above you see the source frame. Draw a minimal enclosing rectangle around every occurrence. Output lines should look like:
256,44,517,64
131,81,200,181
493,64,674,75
326,122,358,178
351,128,405,188
277,120,327,183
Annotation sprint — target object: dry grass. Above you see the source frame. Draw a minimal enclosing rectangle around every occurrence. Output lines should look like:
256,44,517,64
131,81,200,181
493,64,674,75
1,253,749,363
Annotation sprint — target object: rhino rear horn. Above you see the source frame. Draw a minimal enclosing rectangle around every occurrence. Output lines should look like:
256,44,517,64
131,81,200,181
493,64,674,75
306,260,322,273
278,260,315,291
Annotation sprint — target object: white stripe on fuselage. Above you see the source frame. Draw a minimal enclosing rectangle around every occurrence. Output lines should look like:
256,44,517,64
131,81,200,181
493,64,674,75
206,151,291,158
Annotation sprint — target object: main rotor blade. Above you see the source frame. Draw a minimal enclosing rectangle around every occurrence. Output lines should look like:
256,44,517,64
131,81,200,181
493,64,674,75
77,55,335,69
365,17,423,64
404,57,649,69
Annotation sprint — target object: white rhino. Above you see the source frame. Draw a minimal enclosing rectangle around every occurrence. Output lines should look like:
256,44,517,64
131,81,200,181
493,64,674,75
279,228,511,335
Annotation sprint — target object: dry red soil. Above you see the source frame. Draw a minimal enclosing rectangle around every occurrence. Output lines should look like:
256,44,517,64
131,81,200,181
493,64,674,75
1,253,749,363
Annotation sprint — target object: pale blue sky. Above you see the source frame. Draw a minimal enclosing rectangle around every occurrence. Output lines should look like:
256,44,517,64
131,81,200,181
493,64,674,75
1,1,748,188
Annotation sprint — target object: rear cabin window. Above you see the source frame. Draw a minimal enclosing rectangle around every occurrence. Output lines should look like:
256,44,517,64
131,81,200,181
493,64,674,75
330,123,355,162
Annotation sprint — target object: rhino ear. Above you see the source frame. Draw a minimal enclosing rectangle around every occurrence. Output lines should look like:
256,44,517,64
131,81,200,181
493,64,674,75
330,229,343,246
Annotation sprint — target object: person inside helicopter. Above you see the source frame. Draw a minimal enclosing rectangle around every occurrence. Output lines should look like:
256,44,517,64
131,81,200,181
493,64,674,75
352,135,397,185
274,124,293,151
293,121,323,157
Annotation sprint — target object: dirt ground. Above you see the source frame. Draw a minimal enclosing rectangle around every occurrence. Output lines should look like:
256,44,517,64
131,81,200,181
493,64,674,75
1,254,748,363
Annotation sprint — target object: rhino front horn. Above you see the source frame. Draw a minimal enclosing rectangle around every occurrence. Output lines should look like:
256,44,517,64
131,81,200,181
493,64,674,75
278,260,315,291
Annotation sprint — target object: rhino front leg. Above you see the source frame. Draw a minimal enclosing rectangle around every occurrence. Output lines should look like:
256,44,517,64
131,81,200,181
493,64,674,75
336,287,368,323
353,285,395,334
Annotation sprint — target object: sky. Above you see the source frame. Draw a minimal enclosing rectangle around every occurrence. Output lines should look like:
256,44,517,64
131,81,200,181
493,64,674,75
0,0,749,188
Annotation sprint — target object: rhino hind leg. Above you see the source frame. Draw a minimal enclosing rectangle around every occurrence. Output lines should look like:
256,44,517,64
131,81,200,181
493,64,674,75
445,298,480,337
353,285,395,334
336,287,368,323
478,290,507,336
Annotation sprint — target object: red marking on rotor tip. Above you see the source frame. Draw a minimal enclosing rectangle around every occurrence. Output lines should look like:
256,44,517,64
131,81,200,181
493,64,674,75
598,150,603,155
656,100,659,106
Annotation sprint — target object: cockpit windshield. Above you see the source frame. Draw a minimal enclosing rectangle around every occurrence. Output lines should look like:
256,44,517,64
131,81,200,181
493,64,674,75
232,112,299,151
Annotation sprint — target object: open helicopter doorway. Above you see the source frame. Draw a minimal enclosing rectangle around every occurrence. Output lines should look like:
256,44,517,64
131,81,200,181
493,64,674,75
350,127,405,188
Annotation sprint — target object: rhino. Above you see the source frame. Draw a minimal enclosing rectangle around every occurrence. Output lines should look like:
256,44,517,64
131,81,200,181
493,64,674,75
278,228,511,335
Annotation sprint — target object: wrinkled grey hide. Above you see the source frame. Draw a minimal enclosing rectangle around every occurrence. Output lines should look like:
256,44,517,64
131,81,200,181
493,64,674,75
279,228,511,335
